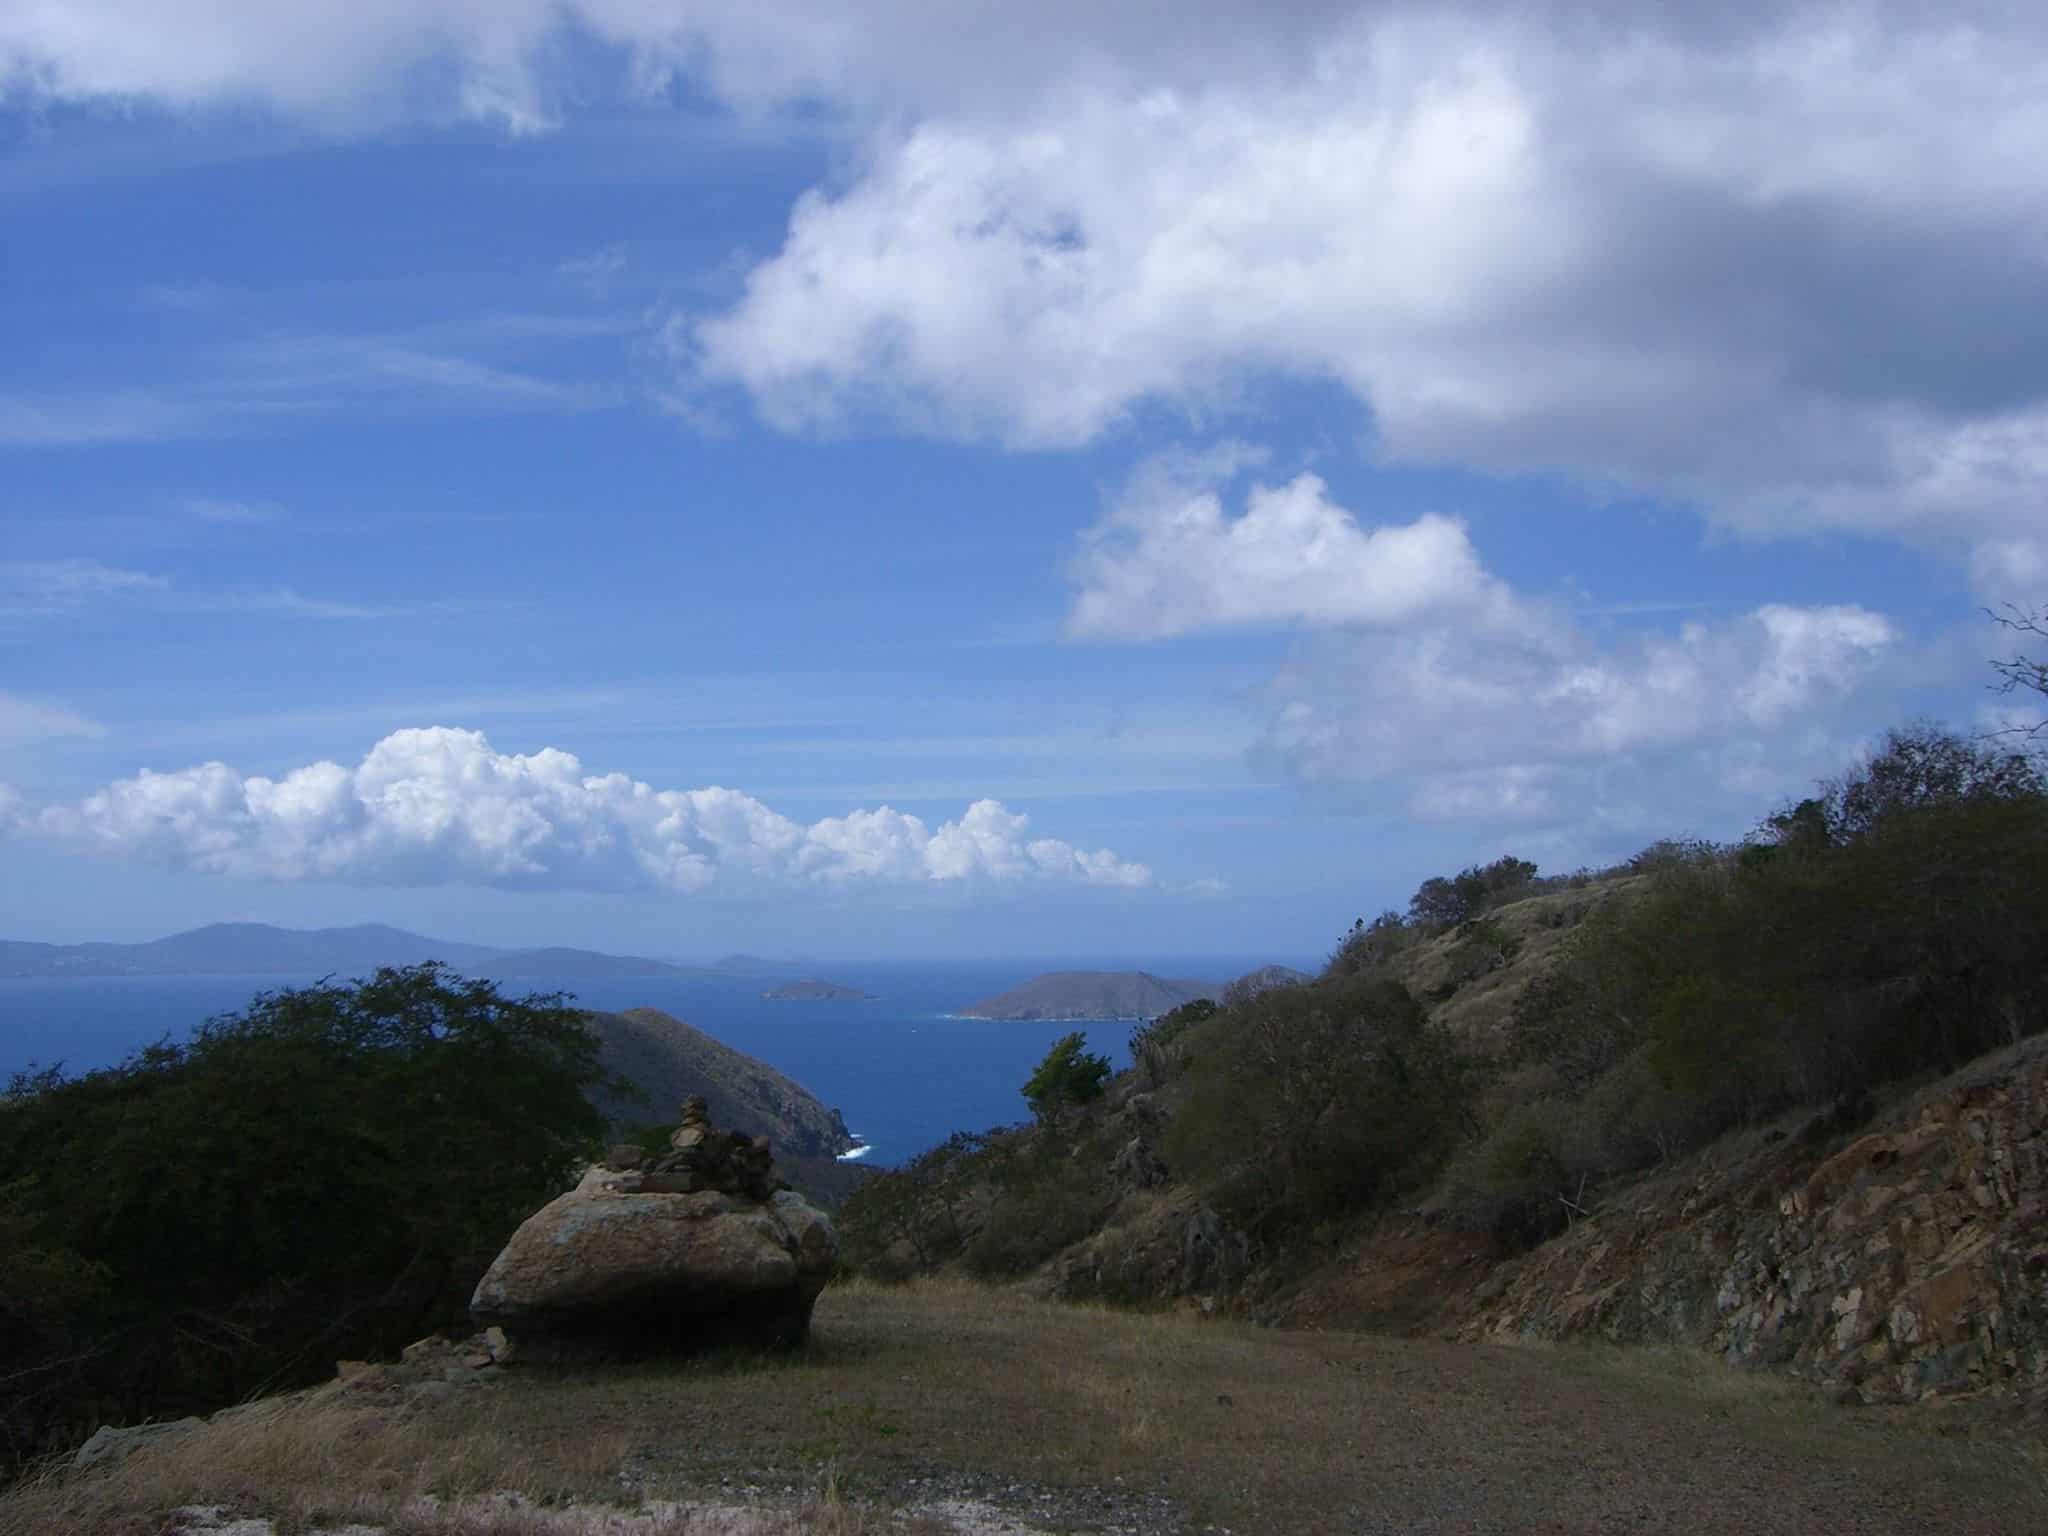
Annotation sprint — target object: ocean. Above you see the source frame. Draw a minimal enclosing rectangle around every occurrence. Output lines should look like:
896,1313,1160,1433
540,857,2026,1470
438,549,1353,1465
0,957,1309,1166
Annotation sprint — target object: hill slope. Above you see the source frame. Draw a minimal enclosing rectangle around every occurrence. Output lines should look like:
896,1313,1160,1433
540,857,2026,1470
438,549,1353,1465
582,1006,865,1205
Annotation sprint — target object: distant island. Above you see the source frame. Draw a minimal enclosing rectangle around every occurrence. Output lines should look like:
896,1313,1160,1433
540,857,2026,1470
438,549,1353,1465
0,923,723,981
762,979,875,1002
956,970,1217,1021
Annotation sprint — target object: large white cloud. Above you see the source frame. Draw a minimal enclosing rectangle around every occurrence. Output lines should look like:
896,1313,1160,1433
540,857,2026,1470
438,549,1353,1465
674,5,2048,586
34,727,1155,892
10,4,2047,580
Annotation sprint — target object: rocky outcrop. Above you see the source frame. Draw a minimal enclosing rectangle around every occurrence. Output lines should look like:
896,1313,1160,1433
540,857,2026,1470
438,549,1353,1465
1457,1037,2048,1405
471,1098,838,1360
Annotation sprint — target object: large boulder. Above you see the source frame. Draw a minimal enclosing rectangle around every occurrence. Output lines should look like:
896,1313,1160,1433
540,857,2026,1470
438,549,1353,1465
471,1097,837,1359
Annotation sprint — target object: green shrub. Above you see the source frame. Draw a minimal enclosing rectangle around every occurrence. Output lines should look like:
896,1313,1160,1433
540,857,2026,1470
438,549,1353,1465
1023,1032,1112,1122
1164,977,1476,1237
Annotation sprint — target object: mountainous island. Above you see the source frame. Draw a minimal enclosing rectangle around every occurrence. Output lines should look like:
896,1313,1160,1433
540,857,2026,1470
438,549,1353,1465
0,922,721,980
956,969,1217,1020
761,978,875,1001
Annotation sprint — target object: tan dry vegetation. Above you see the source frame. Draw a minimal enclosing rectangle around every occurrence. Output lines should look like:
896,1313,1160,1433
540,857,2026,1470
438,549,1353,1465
1396,879,1639,1052
8,1277,2046,1536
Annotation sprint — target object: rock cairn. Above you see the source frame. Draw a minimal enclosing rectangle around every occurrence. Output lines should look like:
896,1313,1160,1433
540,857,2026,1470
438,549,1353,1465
470,1096,837,1360
597,1095,780,1200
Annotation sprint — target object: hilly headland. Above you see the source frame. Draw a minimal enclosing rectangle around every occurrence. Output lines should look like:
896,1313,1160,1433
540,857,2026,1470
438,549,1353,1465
956,969,1216,1020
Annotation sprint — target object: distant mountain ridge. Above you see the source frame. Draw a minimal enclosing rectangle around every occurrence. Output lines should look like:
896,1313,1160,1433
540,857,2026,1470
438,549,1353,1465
957,970,1218,1021
0,923,720,980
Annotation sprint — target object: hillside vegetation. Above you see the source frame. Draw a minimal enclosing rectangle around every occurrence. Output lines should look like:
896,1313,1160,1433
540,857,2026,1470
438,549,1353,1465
838,725,2048,1327
0,980,861,1478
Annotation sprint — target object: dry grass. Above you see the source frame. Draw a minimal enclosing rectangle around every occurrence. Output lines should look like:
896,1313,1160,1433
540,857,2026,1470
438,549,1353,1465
1394,880,1639,1051
8,1277,2045,1535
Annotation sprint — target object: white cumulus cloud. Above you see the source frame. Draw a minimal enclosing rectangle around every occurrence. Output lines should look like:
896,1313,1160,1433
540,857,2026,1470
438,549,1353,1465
1067,455,1502,640
672,4,2048,587
33,727,1154,893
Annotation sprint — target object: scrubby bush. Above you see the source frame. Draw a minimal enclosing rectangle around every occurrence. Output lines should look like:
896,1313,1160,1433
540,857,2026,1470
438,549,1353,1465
1327,910,1412,978
1127,997,1216,1087
1409,855,1539,932
1164,976,1477,1238
838,1129,1003,1279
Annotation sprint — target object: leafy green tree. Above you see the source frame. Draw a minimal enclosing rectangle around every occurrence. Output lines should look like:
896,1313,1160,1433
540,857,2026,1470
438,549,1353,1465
1022,1032,1113,1122
0,964,610,1471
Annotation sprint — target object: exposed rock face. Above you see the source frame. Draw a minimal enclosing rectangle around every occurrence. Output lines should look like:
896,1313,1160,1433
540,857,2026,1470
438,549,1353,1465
471,1097,838,1359
1458,1038,2048,1405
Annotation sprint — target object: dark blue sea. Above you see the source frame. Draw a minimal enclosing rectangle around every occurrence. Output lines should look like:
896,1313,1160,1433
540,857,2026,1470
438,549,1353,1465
0,958,1310,1166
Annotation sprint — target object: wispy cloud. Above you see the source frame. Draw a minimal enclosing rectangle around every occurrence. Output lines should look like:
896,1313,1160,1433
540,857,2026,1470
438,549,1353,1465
182,588,511,622
0,690,105,748
0,559,168,615
0,559,501,625
559,244,629,295
182,496,283,524
0,393,207,447
3,311,629,447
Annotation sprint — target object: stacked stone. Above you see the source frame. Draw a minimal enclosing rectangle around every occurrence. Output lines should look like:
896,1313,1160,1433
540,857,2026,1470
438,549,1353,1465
601,1095,782,1201
473,1094,837,1359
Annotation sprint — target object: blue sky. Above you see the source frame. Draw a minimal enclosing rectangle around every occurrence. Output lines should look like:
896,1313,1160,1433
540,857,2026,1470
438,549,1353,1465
2,3,2042,960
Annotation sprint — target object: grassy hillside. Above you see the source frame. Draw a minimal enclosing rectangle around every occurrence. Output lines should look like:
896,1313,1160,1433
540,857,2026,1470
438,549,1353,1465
7,1280,2041,1536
